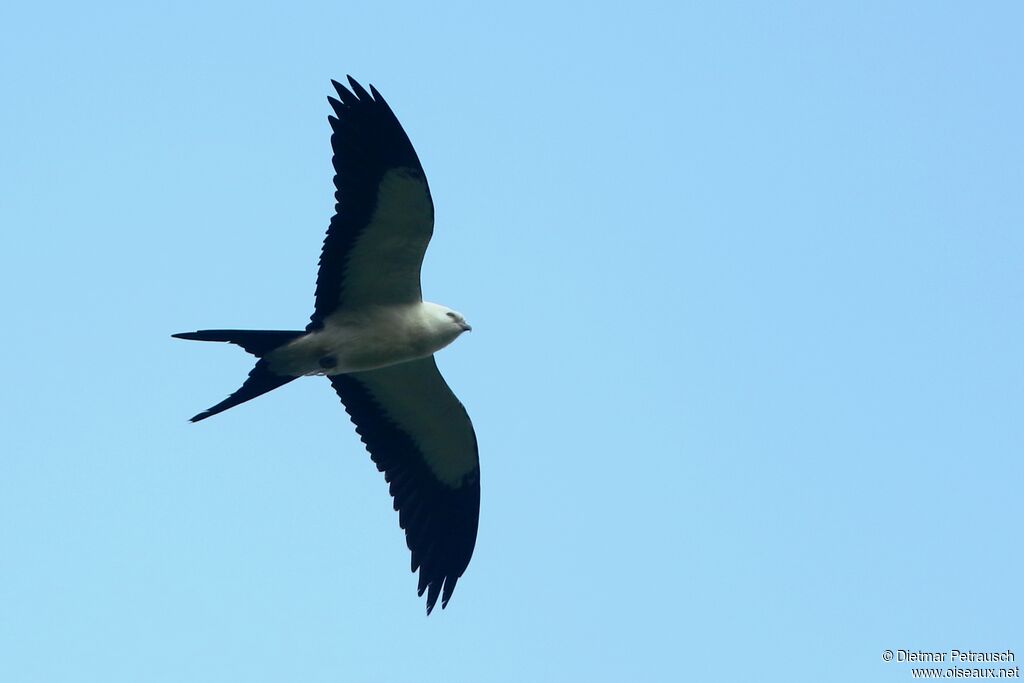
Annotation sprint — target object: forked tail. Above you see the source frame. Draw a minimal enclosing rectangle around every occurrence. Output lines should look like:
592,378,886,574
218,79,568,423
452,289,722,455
172,329,306,422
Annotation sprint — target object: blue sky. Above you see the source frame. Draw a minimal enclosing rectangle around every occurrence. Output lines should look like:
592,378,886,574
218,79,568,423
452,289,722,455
1,2,1021,681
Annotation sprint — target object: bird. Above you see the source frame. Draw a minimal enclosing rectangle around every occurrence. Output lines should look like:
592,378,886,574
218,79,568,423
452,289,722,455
173,77,479,614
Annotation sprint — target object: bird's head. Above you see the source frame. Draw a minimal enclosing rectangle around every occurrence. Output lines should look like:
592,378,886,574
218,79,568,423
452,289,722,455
424,302,472,341
443,307,473,334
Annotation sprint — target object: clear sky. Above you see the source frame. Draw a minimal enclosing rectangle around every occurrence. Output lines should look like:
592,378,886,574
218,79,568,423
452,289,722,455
1,2,1021,681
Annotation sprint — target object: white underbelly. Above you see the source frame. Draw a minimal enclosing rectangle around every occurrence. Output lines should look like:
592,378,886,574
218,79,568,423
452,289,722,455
263,308,442,377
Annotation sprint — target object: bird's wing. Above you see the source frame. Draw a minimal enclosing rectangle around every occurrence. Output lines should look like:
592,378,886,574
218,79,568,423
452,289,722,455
309,77,434,330
329,357,480,614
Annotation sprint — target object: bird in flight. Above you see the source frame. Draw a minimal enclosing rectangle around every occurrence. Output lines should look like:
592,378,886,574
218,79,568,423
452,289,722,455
174,77,479,614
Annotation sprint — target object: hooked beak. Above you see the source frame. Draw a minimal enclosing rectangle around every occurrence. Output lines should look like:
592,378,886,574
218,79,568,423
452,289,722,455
460,322,473,332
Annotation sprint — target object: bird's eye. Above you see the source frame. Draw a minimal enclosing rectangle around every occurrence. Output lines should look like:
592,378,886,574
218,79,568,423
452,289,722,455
446,312,457,319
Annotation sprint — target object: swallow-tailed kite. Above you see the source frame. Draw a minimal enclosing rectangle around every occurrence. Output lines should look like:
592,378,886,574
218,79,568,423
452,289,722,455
174,77,479,614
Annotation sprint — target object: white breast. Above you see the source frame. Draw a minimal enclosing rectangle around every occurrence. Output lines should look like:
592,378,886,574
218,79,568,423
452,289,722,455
265,303,457,377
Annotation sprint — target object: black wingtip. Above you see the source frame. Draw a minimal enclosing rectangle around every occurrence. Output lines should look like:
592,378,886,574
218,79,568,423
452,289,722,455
327,96,345,117
441,576,458,609
333,81,358,106
346,76,374,101
425,581,443,615
346,75,372,101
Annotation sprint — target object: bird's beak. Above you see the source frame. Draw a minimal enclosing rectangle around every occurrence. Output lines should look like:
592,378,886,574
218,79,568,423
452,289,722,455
461,322,473,332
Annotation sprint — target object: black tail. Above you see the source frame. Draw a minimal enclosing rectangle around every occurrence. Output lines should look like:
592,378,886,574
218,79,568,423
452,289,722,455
173,328,306,422
172,329,305,357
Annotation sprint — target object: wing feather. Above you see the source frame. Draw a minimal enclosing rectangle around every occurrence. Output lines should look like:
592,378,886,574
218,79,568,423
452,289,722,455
310,78,434,330
329,357,480,613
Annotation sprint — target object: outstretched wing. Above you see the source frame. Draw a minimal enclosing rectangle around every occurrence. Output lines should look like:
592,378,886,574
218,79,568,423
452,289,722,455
310,77,434,330
329,357,480,614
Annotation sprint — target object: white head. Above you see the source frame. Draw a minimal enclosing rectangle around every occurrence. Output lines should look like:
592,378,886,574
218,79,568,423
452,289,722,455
444,307,472,333
423,302,472,346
